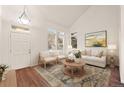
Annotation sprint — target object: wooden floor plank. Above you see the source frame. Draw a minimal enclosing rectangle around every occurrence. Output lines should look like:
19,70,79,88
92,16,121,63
16,67,51,87
15,66,124,87
109,67,124,87
0,70,17,87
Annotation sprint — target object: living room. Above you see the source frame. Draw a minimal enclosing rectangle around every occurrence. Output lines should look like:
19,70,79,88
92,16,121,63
0,5,124,88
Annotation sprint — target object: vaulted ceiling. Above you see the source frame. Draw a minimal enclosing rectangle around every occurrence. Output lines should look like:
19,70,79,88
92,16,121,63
39,5,90,28
2,5,90,28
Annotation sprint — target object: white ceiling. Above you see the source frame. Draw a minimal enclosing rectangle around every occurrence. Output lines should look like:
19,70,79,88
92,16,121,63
2,5,90,28
39,5,90,28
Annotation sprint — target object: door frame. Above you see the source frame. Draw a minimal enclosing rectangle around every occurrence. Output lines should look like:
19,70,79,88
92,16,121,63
10,25,31,69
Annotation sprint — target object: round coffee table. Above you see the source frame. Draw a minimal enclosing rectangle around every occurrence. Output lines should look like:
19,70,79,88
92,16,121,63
63,60,85,77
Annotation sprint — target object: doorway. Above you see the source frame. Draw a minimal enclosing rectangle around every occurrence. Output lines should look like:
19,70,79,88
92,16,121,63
10,26,31,69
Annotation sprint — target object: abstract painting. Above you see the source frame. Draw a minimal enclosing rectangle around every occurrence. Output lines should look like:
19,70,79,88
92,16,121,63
85,31,107,47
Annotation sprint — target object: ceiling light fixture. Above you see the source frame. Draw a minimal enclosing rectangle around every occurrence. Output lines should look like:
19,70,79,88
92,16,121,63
17,6,31,25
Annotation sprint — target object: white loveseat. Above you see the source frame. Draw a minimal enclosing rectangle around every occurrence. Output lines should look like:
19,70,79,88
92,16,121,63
81,49,106,68
39,51,58,68
39,50,66,68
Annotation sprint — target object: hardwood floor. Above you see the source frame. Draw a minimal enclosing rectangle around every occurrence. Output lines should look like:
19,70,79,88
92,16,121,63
16,66,124,87
109,66,124,87
0,70,17,87
16,67,51,87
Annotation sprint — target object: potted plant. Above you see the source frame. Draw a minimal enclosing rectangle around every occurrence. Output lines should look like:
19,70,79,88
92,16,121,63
74,50,81,63
0,64,8,81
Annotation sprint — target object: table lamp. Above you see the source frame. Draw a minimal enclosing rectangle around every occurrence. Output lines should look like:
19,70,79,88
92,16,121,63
108,44,117,68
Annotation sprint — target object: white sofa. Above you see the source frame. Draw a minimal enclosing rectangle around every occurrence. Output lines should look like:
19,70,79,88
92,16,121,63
82,55,106,68
81,49,106,68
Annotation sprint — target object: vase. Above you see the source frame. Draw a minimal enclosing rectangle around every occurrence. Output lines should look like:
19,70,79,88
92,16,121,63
75,58,81,63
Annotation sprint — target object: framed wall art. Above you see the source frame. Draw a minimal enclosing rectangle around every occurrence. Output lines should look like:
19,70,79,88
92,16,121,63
85,31,107,47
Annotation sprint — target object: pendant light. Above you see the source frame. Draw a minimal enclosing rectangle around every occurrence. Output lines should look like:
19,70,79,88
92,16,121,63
17,6,30,25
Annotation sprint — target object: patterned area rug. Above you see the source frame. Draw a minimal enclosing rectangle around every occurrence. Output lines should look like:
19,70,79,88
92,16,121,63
34,63,111,87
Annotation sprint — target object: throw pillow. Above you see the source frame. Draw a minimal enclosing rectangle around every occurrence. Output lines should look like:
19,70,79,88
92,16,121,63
49,50,59,57
41,51,49,57
81,50,86,55
85,50,92,56
92,50,99,57
96,51,104,58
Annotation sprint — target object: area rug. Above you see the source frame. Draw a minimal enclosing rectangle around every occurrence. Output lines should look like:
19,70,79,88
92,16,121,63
34,64,111,87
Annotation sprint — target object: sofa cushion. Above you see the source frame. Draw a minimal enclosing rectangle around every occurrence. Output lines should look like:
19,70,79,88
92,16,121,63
92,50,99,56
96,51,104,58
44,57,57,62
58,55,66,59
41,51,49,57
41,50,60,57
81,50,86,55
92,50,104,58
82,55,105,62
85,49,92,56
49,50,58,57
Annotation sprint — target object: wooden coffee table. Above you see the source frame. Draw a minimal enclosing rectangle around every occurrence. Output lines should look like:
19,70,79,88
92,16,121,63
63,61,85,77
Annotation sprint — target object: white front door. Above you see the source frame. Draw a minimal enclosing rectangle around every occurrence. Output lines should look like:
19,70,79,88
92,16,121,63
10,30,31,69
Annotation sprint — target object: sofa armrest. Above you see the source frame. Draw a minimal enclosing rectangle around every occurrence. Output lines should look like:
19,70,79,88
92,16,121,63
38,54,45,65
101,56,106,64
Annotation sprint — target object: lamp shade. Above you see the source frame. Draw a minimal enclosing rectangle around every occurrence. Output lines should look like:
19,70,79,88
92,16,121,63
68,45,72,49
108,44,117,50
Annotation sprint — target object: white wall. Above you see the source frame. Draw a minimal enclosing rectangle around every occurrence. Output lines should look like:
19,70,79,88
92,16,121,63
69,5,120,65
0,6,1,64
0,5,68,68
1,6,45,68
120,5,124,83
44,20,68,53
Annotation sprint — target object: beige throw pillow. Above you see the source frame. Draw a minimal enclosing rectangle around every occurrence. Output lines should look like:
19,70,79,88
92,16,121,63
92,50,99,57
85,50,92,56
96,51,103,58
81,50,86,55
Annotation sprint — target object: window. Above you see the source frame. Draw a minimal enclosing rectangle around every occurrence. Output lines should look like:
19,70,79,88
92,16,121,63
57,32,64,50
48,28,64,51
